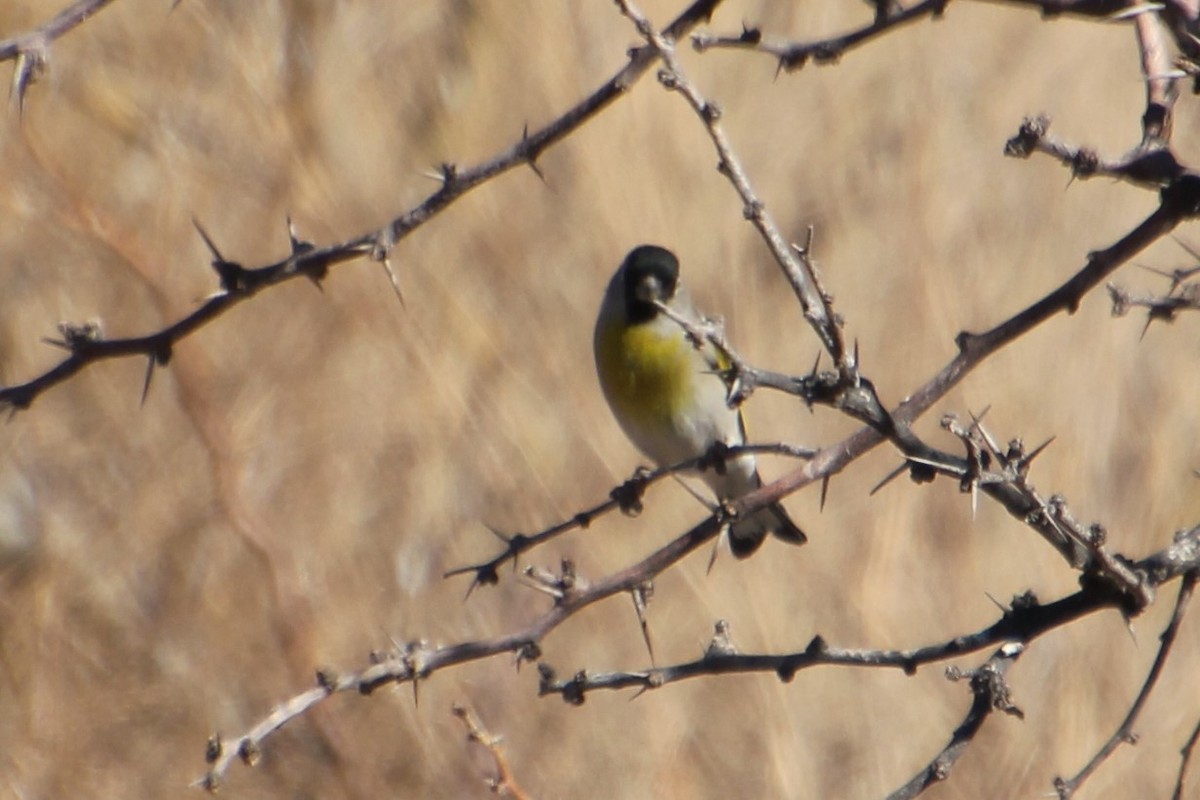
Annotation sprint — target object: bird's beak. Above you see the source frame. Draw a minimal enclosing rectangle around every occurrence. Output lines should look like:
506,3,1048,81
634,275,663,304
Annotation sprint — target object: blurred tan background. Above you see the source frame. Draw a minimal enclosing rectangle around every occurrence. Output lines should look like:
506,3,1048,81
1,1,1199,797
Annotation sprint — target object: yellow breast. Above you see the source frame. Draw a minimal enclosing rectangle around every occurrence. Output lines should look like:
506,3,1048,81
596,321,695,427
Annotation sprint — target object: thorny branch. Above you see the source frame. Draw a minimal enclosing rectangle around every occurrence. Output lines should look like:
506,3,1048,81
537,529,1200,701
617,74,1197,601
1054,570,1199,798
537,3,1176,613
886,645,1026,800
1109,236,1200,334
0,0,725,413
1133,5,1178,147
691,0,952,72
444,442,815,593
1003,114,1185,188
692,0,1197,82
614,0,1200,604
720,133,1200,603
0,0,117,110
198,514,725,790
201,524,1200,790
1108,241,1200,334
615,0,852,377
6,0,1193,795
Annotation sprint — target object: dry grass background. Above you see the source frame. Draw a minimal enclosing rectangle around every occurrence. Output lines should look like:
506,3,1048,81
1,1,1199,798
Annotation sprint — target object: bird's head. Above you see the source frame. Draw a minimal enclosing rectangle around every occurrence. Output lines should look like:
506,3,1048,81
621,245,679,323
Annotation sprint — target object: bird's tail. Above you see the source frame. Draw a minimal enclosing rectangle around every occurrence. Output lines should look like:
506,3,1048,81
728,501,807,559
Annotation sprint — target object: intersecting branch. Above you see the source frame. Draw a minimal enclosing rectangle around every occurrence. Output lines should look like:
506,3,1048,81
444,441,815,594
886,644,1026,800
198,513,726,790
615,0,852,377
1054,570,1199,798
202,519,1200,790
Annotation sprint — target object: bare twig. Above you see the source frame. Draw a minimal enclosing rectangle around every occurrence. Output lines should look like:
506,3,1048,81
0,0,724,412
1054,570,1199,798
1174,717,1200,800
886,644,1026,800
452,704,532,800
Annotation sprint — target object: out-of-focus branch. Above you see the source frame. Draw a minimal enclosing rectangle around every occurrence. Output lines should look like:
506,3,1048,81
886,645,1026,800
1054,571,1199,798
537,527,1199,701
0,0,724,413
1108,278,1200,332
0,0,117,110
452,704,532,800
0,0,115,61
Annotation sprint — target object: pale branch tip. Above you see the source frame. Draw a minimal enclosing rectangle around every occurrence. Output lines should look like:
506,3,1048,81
452,704,532,800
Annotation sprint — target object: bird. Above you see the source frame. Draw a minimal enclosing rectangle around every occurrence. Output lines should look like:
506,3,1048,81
593,244,806,558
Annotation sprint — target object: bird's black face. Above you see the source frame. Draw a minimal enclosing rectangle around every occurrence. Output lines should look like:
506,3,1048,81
621,245,679,324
